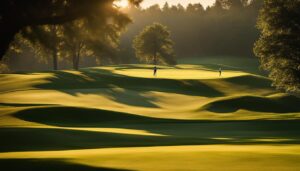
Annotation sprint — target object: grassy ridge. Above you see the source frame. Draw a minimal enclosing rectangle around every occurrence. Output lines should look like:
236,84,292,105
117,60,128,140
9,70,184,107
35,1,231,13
201,94,300,113
0,59,300,170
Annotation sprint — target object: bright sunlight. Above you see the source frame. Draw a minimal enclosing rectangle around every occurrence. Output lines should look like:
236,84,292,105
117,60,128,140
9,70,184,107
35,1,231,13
114,0,129,8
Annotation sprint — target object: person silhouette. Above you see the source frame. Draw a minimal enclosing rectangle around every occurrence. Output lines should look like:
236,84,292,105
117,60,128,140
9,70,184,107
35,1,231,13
153,66,157,76
219,67,222,77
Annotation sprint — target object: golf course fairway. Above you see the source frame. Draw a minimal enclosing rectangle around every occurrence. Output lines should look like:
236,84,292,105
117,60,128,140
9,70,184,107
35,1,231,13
0,62,299,170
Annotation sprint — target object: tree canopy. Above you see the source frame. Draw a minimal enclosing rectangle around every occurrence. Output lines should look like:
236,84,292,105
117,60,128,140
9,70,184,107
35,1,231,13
0,0,141,60
133,23,176,65
254,0,300,93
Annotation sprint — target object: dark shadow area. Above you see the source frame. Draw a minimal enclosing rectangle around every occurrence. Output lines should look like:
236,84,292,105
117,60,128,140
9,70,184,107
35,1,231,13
7,106,300,152
1,66,274,109
13,106,170,126
0,159,133,171
32,68,224,98
0,127,197,152
201,95,300,113
91,88,159,108
1,67,225,108
1,123,299,153
224,75,272,89
0,103,54,107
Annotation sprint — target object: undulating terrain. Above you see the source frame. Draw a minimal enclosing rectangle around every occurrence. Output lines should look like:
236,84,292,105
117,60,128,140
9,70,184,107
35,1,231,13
0,58,300,170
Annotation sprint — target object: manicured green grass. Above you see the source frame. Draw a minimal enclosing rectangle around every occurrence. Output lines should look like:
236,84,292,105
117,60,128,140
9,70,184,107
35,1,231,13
0,58,299,170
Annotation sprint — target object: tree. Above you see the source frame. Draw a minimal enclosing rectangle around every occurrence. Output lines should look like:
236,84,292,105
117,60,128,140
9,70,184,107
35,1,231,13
186,3,205,13
0,0,142,60
211,0,225,12
162,2,170,12
147,4,161,13
226,0,244,10
212,0,244,10
62,13,128,70
133,23,176,65
176,4,185,13
21,25,64,70
6,0,132,70
254,0,300,93
62,20,90,70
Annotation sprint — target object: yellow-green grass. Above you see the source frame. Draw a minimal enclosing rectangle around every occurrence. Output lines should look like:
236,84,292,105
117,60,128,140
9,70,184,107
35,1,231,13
0,61,300,170
1,145,300,171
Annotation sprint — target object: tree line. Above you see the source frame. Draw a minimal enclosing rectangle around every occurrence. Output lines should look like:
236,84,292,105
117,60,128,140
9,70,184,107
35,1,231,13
120,0,263,63
1,0,262,71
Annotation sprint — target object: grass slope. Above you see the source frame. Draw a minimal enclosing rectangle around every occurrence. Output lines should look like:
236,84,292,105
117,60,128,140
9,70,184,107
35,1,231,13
201,94,300,113
0,59,300,170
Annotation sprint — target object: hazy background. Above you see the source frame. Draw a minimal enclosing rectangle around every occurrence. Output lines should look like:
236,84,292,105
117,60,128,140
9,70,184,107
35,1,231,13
141,0,215,8
4,0,263,71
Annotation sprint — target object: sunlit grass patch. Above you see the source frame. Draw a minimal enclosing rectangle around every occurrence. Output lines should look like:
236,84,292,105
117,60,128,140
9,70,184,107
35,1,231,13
0,61,299,170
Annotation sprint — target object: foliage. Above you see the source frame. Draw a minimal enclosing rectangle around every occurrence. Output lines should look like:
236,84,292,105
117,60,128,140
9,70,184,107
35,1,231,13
0,0,142,60
9,3,131,70
133,23,176,65
121,0,262,62
0,62,10,73
254,0,300,93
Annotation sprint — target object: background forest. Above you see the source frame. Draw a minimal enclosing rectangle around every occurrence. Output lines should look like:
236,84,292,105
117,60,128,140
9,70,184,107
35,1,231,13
2,0,262,71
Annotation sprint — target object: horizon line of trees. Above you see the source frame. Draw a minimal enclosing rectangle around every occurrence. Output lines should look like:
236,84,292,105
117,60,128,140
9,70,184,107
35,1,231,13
119,0,263,63
1,0,263,72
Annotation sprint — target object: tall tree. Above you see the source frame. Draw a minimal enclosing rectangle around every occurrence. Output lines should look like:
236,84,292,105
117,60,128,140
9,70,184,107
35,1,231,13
63,20,88,70
133,23,176,65
21,25,63,70
62,13,129,70
0,0,142,60
254,0,300,93
162,2,170,12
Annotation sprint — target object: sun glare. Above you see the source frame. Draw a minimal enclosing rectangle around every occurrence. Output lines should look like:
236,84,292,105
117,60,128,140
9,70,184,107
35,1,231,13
114,0,129,8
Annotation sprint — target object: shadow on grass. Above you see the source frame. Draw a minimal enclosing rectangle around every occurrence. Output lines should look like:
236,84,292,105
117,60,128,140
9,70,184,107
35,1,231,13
224,75,272,89
0,103,54,107
33,68,224,98
8,68,224,108
13,106,166,126
0,159,133,171
0,127,197,152
1,67,274,109
1,124,299,153
201,95,300,113
6,106,300,152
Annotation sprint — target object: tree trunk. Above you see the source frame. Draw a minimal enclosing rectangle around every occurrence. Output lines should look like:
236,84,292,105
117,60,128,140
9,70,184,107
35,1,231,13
72,43,82,70
72,53,80,70
53,50,58,70
72,55,77,70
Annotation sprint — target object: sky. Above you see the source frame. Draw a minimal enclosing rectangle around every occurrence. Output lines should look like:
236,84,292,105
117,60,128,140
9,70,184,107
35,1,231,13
140,0,216,8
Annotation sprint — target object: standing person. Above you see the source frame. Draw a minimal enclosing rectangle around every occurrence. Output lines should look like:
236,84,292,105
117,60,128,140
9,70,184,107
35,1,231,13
153,66,157,76
219,67,222,77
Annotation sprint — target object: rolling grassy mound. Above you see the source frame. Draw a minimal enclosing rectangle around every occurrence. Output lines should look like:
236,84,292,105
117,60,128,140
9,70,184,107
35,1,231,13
0,62,300,170
201,94,300,113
